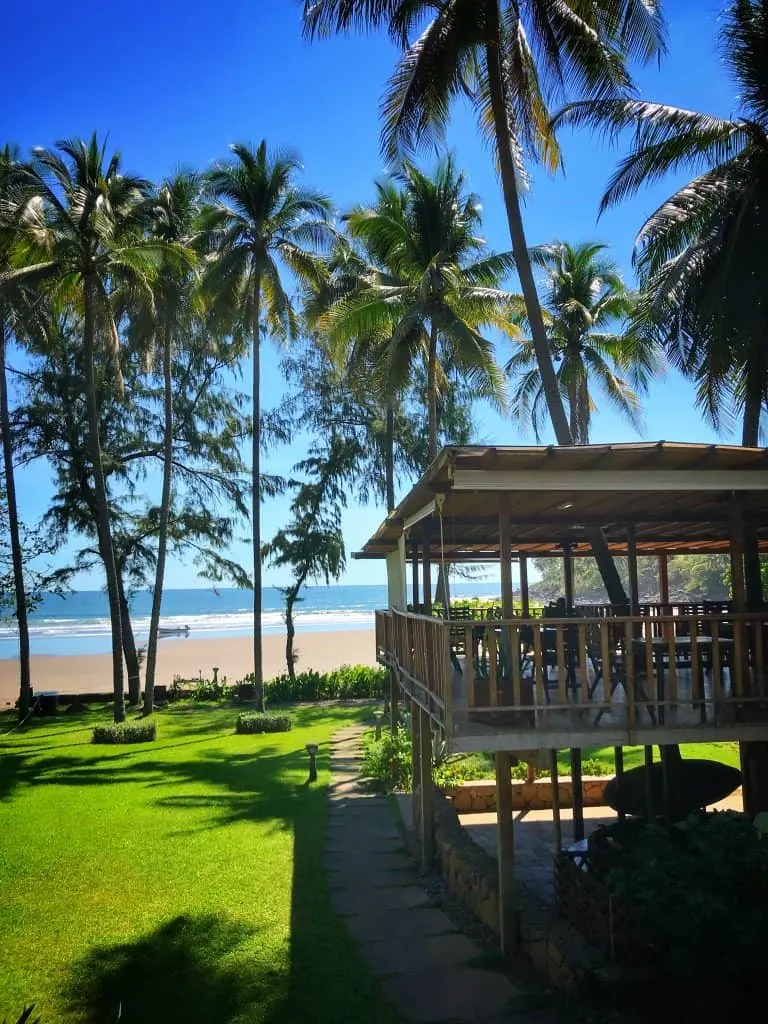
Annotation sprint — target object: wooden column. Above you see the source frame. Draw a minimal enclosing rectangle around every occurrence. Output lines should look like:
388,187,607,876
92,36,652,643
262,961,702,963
644,745,655,819
495,752,518,953
562,541,583,841
422,526,432,616
627,526,639,614
411,540,420,611
410,705,421,829
389,670,398,734
730,510,747,612
519,555,530,617
614,746,625,821
418,706,434,868
499,500,514,681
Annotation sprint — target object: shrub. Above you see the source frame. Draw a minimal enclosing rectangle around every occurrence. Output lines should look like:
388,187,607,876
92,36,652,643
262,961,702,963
597,811,768,980
92,721,157,744
361,725,412,791
235,712,293,734
236,664,388,705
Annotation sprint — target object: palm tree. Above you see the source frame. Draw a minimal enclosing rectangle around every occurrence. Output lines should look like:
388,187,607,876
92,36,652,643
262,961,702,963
321,157,510,464
555,0,768,451
137,172,200,715
24,135,157,722
203,141,332,710
507,241,659,443
303,0,666,606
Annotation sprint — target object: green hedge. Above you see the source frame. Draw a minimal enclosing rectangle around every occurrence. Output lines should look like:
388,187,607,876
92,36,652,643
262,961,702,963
92,721,157,744
237,664,388,704
235,712,293,734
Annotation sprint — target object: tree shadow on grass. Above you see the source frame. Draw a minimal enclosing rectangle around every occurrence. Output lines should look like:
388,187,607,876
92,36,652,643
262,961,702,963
65,913,266,1024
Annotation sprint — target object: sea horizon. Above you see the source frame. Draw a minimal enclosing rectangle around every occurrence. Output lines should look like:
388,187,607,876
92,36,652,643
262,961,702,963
0,581,501,659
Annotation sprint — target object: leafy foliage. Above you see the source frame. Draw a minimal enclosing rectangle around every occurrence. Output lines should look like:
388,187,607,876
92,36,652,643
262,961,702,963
361,725,412,792
235,712,293,734
237,665,388,704
92,721,157,744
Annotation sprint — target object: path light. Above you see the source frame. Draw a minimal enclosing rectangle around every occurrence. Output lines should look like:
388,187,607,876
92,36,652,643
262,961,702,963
374,711,384,740
306,743,319,783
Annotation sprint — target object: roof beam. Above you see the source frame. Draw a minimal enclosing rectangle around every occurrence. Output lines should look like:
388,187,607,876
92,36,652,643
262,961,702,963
452,470,768,492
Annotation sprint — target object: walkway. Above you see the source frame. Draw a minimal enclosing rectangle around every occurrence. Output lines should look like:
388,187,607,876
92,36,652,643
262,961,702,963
324,726,560,1023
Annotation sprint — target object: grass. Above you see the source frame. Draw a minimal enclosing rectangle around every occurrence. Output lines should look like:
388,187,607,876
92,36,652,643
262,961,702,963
447,742,741,781
0,703,404,1024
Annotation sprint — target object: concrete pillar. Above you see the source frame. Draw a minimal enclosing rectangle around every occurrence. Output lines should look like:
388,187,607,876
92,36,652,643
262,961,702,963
495,752,518,953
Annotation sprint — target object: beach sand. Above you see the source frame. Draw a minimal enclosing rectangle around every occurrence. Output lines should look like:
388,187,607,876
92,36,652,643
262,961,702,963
0,629,377,707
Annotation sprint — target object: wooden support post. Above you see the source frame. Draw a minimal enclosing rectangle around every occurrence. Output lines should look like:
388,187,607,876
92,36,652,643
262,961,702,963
644,745,655,820
418,707,434,868
389,669,398,735
614,747,625,821
519,555,530,617
495,752,518,954
658,553,669,604
499,499,514,683
551,750,562,853
411,541,420,611
411,705,421,830
571,747,584,841
730,510,747,613
422,527,432,617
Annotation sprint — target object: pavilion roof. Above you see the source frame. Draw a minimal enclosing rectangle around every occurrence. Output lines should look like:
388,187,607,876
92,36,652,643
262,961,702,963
354,442,768,560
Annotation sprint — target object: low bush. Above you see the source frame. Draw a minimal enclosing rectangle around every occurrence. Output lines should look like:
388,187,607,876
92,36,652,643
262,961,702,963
92,721,157,744
235,712,293,734
237,664,388,705
361,725,412,791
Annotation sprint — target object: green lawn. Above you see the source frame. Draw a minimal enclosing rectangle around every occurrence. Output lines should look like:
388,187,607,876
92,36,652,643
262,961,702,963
0,704,403,1024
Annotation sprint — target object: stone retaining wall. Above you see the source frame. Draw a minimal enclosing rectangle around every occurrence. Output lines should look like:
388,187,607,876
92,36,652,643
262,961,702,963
433,794,607,994
445,776,610,813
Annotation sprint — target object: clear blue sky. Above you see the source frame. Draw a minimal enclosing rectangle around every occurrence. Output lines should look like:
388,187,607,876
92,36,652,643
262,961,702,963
5,0,739,590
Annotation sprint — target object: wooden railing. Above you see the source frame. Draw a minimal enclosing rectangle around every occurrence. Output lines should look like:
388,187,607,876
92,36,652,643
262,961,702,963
375,607,768,746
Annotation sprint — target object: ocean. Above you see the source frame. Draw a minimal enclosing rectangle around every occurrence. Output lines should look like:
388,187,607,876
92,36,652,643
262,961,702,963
0,581,499,659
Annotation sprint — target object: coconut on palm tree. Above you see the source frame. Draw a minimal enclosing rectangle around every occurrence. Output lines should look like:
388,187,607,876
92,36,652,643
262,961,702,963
320,157,510,464
555,0,768,451
303,0,667,606
203,141,332,710
23,135,158,722
507,241,659,443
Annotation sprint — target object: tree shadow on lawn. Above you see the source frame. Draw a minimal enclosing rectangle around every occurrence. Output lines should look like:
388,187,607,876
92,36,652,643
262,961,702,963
65,913,271,1024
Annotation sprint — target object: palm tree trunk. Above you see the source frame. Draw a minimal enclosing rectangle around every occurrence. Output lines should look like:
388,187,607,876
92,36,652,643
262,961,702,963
742,366,764,608
567,379,578,441
83,276,125,722
427,322,439,461
116,570,141,704
144,321,174,715
285,589,297,683
385,399,395,512
252,277,265,711
484,4,627,608
0,316,32,719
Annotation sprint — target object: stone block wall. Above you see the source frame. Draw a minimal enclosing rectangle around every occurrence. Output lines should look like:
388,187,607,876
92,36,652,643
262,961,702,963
445,776,610,813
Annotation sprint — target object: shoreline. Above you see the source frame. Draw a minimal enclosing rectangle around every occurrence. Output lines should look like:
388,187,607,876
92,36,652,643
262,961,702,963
0,629,377,707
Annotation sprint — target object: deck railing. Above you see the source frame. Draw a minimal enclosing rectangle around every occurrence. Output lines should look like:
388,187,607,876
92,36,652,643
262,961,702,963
375,607,768,749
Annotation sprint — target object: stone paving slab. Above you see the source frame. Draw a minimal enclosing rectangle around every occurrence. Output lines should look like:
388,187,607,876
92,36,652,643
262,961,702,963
344,907,458,944
381,967,521,1023
325,866,415,890
324,850,414,874
362,932,481,979
331,885,431,916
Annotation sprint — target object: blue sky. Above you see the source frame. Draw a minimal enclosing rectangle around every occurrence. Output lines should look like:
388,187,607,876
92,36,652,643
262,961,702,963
5,0,740,590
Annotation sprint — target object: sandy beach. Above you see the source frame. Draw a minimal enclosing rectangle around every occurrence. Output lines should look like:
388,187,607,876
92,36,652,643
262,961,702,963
0,629,377,707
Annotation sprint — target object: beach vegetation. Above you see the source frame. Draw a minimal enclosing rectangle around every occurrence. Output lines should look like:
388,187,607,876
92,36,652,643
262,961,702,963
202,141,334,713
235,711,293,734
92,720,157,744
0,704,398,1023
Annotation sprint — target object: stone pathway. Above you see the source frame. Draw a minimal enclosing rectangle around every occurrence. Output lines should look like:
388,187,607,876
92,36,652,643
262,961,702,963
324,726,560,1023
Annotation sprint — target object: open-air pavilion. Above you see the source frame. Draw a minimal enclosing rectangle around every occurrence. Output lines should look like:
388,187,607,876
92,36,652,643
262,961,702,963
357,442,768,952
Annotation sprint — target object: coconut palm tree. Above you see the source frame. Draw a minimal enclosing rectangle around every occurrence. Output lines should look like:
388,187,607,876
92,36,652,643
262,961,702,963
23,135,157,722
321,157,510,464
203,142,332,710
135,171,201,715
303,0,666,606
555,0,768,452
507,241,659,443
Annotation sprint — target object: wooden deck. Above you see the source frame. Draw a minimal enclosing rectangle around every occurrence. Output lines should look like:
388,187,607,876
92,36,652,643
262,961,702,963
376,607,768,752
